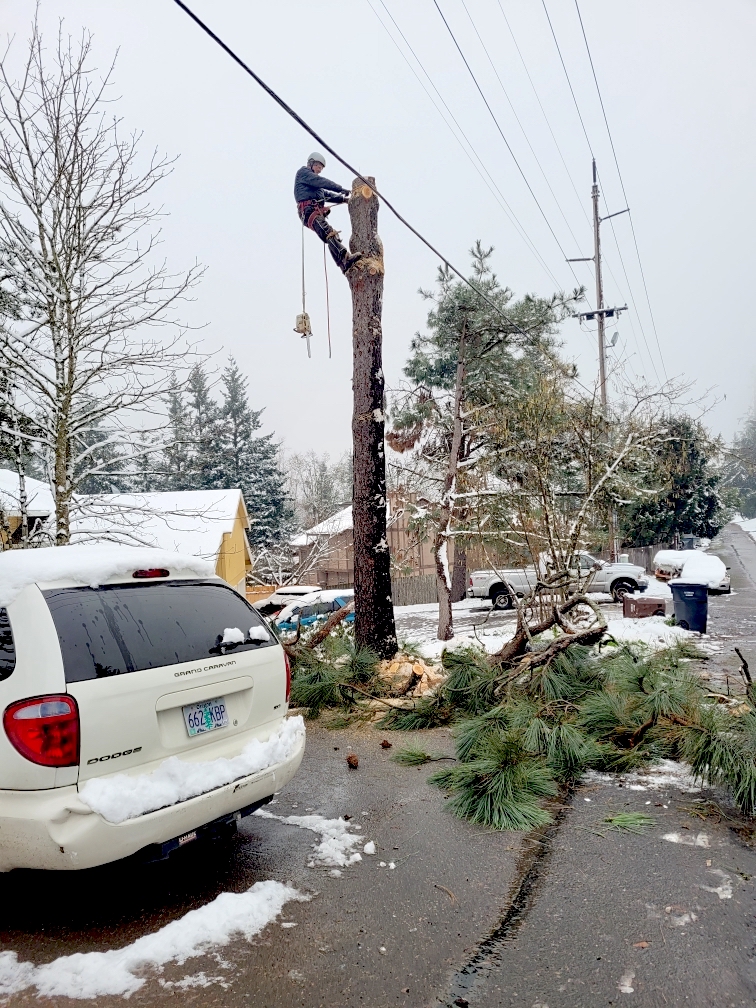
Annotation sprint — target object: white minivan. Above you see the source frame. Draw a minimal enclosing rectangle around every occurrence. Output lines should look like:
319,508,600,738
0,544,305,872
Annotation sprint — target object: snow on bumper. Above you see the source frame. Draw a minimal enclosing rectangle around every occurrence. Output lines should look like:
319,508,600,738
0,720,305,872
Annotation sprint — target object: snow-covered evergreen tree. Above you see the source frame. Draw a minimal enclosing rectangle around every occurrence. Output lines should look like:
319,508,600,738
619,415,730,544
214,358,291,546
186,365,222,490
724,406,756,518
156,376,195,492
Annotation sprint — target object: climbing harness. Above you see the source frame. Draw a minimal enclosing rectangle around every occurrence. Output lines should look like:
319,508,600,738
294,225,312,358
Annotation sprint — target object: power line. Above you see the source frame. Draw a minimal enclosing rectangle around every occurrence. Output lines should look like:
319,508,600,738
169,0,534,336
573,0,667,378
431,0,581,285
458,0,584,254
538,0,664,382
540,0,593,158
365,0,562,288
496,0,590,228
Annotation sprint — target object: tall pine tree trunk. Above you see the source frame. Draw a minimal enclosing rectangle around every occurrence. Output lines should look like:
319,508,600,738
347,178,397,659
436,329,466,640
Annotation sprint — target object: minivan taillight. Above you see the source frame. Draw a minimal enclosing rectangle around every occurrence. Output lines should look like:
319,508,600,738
4,695,80,767
133,568,169,579
469,576,473,586
284,653,292,704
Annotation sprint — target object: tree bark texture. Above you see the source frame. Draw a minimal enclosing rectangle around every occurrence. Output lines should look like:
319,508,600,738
348,178,397,660
435,330,466,640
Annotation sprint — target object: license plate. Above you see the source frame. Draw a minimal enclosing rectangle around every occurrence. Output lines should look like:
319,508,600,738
182,697,229,737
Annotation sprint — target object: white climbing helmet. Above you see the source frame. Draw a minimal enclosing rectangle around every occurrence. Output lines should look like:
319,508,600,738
307,151,327,167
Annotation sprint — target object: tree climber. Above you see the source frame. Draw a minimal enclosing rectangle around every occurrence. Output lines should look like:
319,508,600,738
295,152,362,274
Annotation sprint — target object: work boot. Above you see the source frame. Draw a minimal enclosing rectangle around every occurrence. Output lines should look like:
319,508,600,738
341,251,363,273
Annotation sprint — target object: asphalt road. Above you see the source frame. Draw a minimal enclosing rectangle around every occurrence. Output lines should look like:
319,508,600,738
445,522,756,1008
2,524,756,1007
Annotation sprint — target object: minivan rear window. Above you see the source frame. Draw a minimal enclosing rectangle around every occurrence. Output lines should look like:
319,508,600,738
43,580,276,683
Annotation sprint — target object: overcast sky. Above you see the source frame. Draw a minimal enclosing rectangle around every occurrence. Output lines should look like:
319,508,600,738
5,0,755,458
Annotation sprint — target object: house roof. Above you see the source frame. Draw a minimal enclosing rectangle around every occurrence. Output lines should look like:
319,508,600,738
290,505,353,546
70,489,251,566
0,470,54,517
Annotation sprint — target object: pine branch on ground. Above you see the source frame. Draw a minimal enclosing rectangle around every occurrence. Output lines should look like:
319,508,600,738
392,746,456,766
603,812,655,833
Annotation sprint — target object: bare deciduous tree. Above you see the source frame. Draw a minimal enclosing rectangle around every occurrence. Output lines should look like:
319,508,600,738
0,23,202,543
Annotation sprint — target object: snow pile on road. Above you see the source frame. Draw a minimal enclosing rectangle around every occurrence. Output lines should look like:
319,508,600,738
80,717,305,823
0,879,305,999
254,809,365,868
0,543,214,606
585,759,701,792
606,615,703,650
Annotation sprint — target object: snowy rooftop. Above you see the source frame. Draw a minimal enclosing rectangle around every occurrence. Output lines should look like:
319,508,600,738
0,470,54,517
291,505,352,546
0,543,214,608
70,490,250,564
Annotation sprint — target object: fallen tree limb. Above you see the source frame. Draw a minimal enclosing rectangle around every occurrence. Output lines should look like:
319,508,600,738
491,593,606,668
282,601,356,657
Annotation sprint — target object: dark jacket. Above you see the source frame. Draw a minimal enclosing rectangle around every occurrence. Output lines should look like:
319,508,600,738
294,165,348,203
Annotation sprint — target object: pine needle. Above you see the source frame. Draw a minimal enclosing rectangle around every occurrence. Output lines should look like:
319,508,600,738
393,746,455,766
602,812,655,833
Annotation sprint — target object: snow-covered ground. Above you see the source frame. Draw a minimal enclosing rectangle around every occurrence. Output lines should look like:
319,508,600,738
394,588,710,661
0,790,373,999
0,880,307,998
605,615,714,652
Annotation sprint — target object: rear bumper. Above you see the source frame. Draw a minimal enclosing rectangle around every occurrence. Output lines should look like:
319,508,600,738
0,724,305,872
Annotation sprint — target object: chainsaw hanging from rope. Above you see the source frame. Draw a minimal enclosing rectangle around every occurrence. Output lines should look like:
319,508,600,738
294,226,333,360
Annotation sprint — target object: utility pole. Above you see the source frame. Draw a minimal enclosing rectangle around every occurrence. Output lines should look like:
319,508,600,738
568,159,628,409
347,177,398,660
568,160,629,560
591,160,607,410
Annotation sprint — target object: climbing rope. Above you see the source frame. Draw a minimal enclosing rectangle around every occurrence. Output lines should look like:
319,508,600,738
294,225,312,358
323,243,332,359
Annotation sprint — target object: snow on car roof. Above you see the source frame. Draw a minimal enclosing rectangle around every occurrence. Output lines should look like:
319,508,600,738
654,549,726,588
0,543,214,607
277,589,354,621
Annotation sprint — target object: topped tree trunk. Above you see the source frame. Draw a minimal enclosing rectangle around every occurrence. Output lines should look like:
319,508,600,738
347,177,397,660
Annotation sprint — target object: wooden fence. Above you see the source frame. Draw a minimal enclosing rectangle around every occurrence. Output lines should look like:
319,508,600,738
391,573,438,607
595,544,669,573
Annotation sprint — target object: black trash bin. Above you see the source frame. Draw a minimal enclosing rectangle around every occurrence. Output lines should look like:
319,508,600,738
671,582,708,633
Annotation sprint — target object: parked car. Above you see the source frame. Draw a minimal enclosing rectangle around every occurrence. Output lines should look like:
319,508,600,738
253,584,321,616
467,551,649,609
0,544,304,872
653,549,731,594
276,589,355,632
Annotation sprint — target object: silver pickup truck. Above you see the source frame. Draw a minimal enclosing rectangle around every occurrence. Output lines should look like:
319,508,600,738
467,551,649,609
